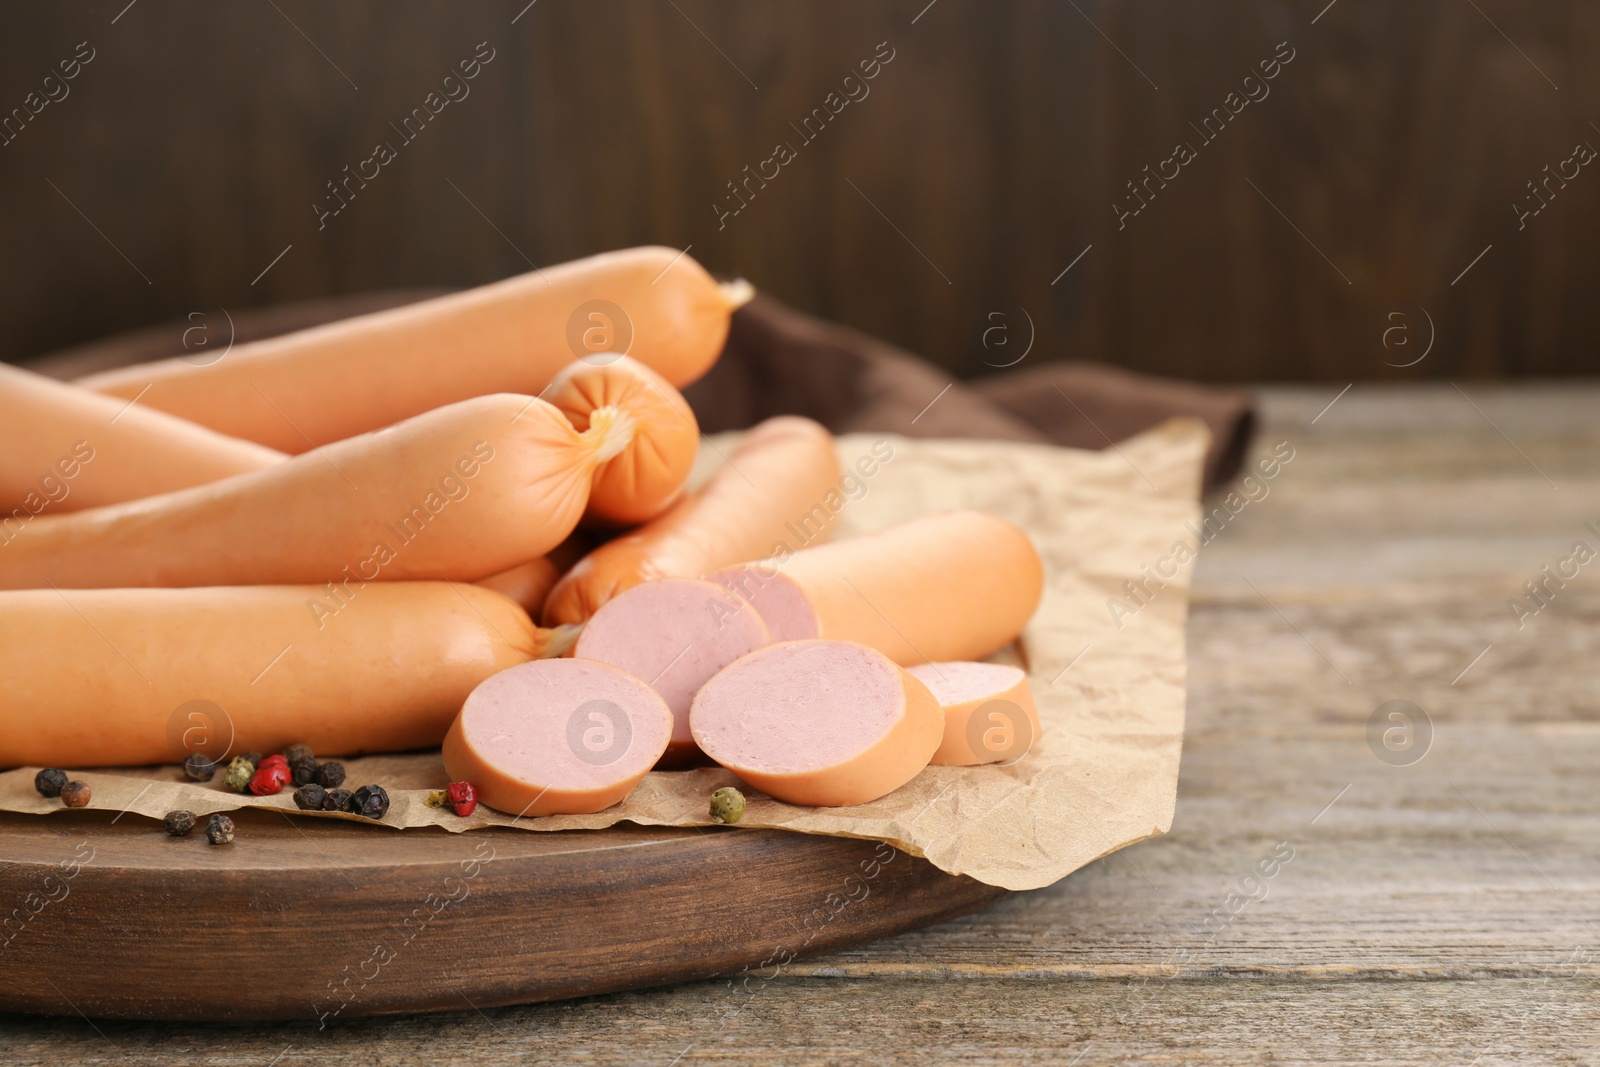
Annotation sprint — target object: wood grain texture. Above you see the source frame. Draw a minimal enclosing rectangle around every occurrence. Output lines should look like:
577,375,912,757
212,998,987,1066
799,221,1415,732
0,812,1003,1022
3,383,1597,1063
2,2,1599,381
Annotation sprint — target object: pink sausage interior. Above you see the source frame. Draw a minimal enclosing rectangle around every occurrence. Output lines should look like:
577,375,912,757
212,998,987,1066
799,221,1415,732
458,659,672,790
908,661,1025,703
692,641,901,775
574,577,770,746
707,564,820,643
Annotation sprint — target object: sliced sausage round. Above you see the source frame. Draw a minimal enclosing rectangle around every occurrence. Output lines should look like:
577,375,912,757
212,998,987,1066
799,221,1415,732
906,661,1041,766
572,577,770,765
690,640,943,807
442,658,673,816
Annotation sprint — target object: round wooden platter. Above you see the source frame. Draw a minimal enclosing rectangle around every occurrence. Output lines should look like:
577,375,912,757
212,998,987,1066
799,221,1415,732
0,807,1007,1022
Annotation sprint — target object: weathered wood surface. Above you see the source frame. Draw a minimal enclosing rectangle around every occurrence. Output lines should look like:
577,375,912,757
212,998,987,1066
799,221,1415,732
3,384,1598,1063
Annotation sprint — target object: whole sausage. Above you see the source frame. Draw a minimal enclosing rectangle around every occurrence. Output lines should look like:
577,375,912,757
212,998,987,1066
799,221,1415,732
0,582,551,768
543,416,841,625
0,361,279,513
709,510,1044,666
543,355,700,526
0,392,632,590
78,247,751,452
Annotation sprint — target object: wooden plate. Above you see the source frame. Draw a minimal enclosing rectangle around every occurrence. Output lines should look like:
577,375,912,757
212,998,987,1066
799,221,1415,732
0,808,1005,1021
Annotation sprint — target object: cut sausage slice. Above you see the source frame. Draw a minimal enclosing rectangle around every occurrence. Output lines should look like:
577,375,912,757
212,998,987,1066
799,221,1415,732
443,659,673,816
906,661,1041,766
690,640,943,807
572,578,769,765
709,510,1044,665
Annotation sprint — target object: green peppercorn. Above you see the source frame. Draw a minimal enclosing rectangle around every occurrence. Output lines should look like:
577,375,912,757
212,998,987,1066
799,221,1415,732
322,788,354,812
293,783,327,811
351,784,390,820
182,753,218,781
424,789,448,808
164,810,196,836
60,780,92,809
316,761,346,789
222,755,257,792
204,813,234,845
709,786,746,824
290,755,321,786
283,743,314,765
33,768,68,798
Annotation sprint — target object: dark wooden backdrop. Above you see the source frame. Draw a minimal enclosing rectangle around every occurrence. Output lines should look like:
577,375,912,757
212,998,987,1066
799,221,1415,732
1,0,1596,382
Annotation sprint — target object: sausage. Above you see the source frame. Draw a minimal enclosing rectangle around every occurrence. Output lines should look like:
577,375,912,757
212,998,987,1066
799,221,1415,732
442,658,674,816
905,661,1041,766
0,392,633,590
78,247,752,452
542,416,841,626
0,361,279,513
543,355,700,526
690,640,942,806
0,582,549,768
571,578,770,765
709,510,1044,665
471,532,591,615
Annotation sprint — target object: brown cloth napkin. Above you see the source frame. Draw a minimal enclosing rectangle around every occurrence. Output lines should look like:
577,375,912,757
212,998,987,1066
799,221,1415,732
687,296,1255,494
23,290,1254,492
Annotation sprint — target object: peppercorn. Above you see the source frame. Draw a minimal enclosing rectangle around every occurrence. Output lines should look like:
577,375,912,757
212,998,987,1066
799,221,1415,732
182,753,218,781
258,754,289,773
424,789,448,808
293,783,327,811
33,768,68,798
445,781,478,818
709,786,746,824
164,810,196,836
223,755,257,792
239,753,261,768
248,764,291,796
322,788,354,813
60,780,92,809
316,761,346,789
290,755,321,786
283,743,314,764
204,813,234,845
351,784,390,820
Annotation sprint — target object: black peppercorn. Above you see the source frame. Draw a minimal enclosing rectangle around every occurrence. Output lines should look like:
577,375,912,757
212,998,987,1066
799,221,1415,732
60,781,91,808
316,761,346,789
182,753,218,781
164,810,197,836
322,788,354,812
351,784,390,820
290,755,321,786
283,743,314,765
204,813,234,845
33,768,68,798
293,783,327,811
239,753,261,768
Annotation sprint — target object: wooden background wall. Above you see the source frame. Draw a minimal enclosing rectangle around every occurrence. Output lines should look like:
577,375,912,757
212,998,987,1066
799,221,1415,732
1,0,1596,381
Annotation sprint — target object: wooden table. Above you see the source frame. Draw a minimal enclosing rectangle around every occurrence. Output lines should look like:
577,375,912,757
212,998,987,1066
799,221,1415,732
3,384,1596,1064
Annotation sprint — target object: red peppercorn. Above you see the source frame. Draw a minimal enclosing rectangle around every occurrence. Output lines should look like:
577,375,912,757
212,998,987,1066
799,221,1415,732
248,763,291,796
445,781,477,817
258,753,289,771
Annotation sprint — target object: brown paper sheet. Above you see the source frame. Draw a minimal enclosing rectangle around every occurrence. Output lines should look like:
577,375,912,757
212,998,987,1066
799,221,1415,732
0,421,1206,891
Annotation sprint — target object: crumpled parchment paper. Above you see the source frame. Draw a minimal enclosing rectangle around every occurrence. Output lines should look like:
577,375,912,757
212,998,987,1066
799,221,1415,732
0,421,1206,891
